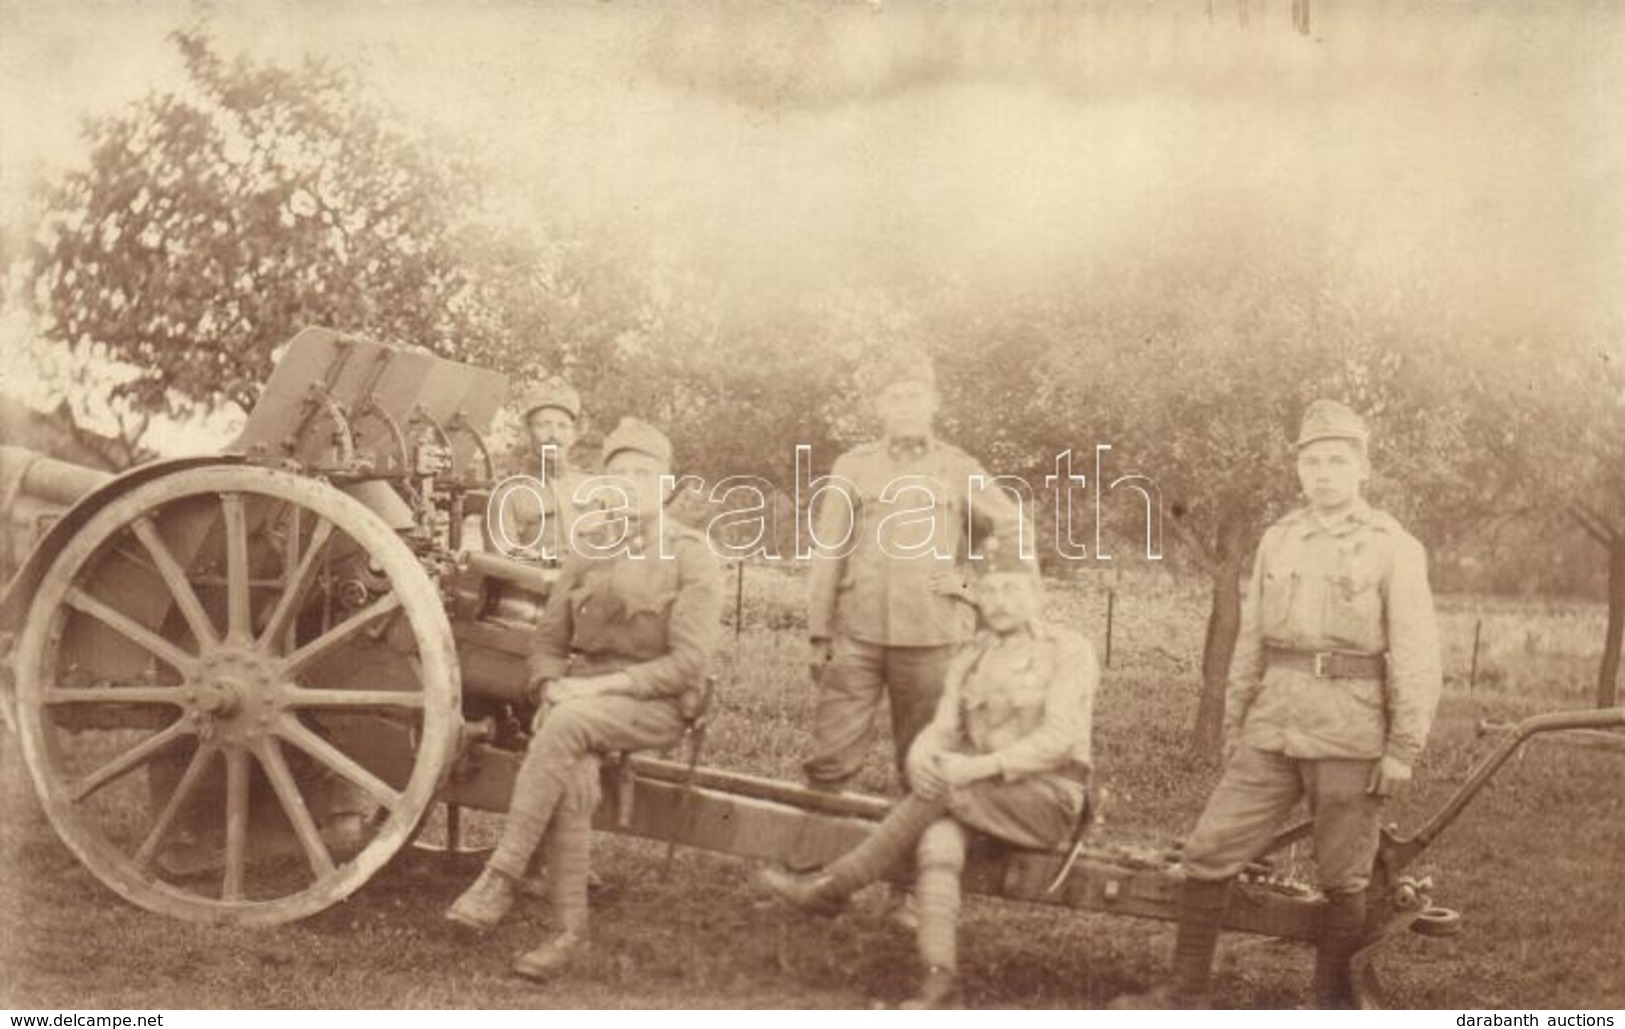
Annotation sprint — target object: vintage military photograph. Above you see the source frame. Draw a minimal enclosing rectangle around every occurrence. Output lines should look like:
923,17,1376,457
1,0,1621,1014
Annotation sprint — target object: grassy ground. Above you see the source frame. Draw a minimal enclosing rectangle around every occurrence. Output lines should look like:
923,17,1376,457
2,568,1621,1009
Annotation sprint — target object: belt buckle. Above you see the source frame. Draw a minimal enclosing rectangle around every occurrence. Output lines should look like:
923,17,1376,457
1313,652,1332,678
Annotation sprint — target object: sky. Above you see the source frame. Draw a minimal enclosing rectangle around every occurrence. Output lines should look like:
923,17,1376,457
1,0,1621,451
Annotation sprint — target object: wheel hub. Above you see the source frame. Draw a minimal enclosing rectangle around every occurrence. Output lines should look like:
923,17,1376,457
190,681,239,716
189,648,280,740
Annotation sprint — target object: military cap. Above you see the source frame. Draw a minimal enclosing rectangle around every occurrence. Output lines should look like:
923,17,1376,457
973,530,1040,579
863,348,937,394
516,376,582,421
1296,399,1369,449
601,416,673,467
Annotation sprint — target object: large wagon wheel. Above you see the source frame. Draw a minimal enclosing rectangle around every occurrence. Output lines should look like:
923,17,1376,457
12,465,461,925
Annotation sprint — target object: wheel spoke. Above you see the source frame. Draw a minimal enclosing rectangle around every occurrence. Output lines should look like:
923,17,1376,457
223,748,250,901
130,515,219,650
67,719,191,802
280,594,403,678
221,492,251,640
133,743,216,871
64,587,195,674
251,737,336,879
258,518,335,651
283,688,424,710
278,717,402,812
43,687,187,706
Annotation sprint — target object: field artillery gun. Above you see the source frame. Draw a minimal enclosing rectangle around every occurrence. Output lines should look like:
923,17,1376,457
2,327,1620,1007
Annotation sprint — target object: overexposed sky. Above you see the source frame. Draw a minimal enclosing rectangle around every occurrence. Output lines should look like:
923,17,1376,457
6,1,1621,289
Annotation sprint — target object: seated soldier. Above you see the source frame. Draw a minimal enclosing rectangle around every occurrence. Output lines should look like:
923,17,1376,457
757,534,1096,1009
447,417,723,980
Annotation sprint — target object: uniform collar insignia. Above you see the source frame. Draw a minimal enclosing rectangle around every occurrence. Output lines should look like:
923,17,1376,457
886,435,933,461
1299,497,1373,538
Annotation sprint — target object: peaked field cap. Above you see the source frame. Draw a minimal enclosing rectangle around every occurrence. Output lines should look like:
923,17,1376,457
972,531,1040,578
516,376,582,420
601,416,673,466
864,348,937,392
1296,399,1369,448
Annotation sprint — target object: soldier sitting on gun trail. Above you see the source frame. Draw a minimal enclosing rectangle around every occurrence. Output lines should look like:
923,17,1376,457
759,531,1096,1009
1111,399,1443,1010
447,417,723,981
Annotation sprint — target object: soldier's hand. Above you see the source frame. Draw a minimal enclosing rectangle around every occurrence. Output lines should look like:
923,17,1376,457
906,741,940,793
575,672,633,698
807,638,834,683
910,753,949,801
1366,755,1413,797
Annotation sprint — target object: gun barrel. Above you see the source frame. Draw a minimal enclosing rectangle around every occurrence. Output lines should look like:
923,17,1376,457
0,445,113,509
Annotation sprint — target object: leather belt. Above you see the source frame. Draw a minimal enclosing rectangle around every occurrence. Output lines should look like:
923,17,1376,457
1265,646,1386,680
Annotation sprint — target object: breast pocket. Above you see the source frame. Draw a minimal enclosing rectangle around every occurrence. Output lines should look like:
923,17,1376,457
613,557,679,619
1260,569,1295,638
568,579,616,653
1324,571,1382,651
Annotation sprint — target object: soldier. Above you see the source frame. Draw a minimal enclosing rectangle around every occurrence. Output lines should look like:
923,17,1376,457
489,376,595,562
761,533,1096,1008
1112,399,1443,1009
447,417,724,980
804,352,1023,793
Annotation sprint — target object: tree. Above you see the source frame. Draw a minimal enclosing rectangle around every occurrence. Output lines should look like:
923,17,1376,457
1521,335,1625,707
28,28,500,427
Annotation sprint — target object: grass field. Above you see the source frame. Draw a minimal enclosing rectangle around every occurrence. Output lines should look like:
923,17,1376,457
2,567,1621,1009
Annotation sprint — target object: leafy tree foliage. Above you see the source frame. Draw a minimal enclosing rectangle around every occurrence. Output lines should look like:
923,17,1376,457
29,29,497,421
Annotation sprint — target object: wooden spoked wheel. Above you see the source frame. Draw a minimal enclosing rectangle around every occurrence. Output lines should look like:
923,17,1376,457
12,465,461,924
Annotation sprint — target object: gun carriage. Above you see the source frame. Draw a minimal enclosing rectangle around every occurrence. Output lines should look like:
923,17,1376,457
2,327,1619,1006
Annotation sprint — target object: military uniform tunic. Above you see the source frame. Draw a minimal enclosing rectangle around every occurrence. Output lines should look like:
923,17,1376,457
915,622,1096,848
1225,500,1442,765
489,448,597,563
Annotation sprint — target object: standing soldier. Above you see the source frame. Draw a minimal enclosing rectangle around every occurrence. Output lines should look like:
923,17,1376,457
804,352,1023,794
489,376,595,563
762,533,1096,1008
447,417,724,980
1113,399,1443,1009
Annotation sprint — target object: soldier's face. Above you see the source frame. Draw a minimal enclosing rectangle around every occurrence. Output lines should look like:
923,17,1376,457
603,450,672,520
1296,439,1367,512
874,380,939,439
977,571,1042,634
527,408,578,454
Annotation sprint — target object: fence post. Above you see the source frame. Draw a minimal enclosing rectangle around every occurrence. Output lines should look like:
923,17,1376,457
1105,587,1116,669
1468,618,1483,695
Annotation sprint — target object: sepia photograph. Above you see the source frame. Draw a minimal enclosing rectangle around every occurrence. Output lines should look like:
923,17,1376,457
1,0,1621,1014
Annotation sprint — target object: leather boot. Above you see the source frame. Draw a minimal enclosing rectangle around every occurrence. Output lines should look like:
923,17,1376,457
1109,877,1232,1009
756,865,849,917
446,867,519,932
899,967,962,1009
1312,891,1367,1009
512,931,588,981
